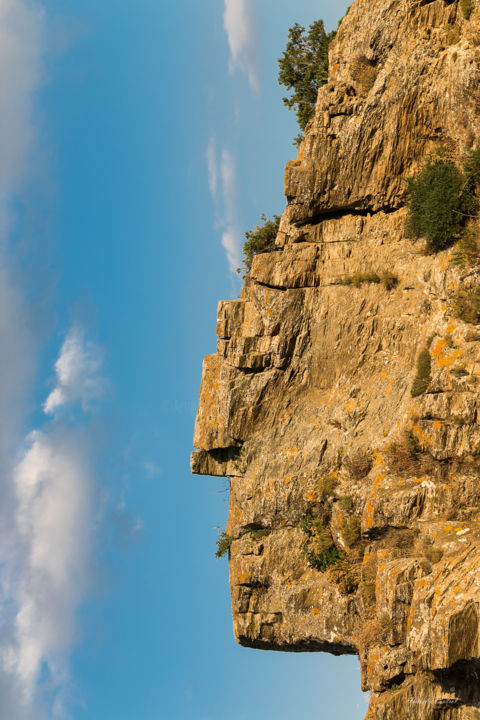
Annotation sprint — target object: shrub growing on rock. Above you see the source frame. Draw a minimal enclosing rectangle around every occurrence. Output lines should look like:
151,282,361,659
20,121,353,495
344,451,372,480
341,515,361,547
300,514,344,570
454,287,480,324
406,156,476,252
411,347,432,397
460,0,474,20
215,530,233,558
241,214,280,275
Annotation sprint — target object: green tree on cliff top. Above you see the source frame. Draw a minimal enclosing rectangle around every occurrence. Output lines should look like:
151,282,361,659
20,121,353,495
278,20,335,139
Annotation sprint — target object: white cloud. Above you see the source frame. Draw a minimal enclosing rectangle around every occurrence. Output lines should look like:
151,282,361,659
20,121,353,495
221,229,241,274
223,0,259,92
0,0,44,235
0,4,97,718
44,326,104,415
220,149,237,222
205,143,242,275
11,431,92,698
206,136,218,199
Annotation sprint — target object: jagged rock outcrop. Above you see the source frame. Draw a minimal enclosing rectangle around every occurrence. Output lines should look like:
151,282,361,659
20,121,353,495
192,1,480,717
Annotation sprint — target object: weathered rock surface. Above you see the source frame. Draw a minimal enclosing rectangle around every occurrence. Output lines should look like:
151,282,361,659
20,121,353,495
193,1,480,717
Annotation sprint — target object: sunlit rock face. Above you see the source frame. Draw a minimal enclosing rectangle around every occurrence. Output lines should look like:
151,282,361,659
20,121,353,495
192,1,480,717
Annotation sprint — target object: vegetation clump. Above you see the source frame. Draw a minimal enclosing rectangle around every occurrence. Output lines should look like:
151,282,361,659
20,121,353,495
327,556,359,594
339,495,354,513
454,287,480,324
422,538,444,565
240,214,280,275
460,0,474,20
349,55,378,92
384,430,435,477
215,530,234,558
450,229,480,268
316,474,338,499
215,530,235,558
406,155,476,252
299,514,344,571
278,20,335,140
336,270,398,290
340,515,361,547
359,554,377,605
411,346,432,397
344,451,372,480
445,22,461,45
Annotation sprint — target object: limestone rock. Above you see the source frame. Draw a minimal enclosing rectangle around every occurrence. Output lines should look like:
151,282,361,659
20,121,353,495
193,1,480,718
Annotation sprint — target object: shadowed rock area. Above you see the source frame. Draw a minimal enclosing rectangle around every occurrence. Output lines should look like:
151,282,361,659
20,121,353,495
192,1,480,717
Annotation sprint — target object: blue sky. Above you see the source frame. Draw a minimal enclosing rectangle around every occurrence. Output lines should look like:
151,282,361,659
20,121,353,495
0,1,367,718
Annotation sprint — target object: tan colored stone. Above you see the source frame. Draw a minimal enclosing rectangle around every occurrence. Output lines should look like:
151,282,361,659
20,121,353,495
192,1,480,717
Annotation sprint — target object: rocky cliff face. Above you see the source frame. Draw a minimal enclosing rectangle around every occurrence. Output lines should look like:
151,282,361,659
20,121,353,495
192,1,480,717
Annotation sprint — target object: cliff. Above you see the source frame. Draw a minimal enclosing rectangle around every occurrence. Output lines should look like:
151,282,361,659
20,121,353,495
192,1,480,717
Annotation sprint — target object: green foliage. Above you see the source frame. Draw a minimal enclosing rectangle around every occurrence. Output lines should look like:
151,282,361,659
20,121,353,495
380,270,399,291
411,347,432,397
445,22,461,45
215,530,233,559
305,544,344,571
406,156,476,252
278,20,335,132
454,287,480,324
336,270,398,290
460,0,473,20
299,514,344,571
450,229,480,268
316,474,338,499
359,554,377,605
327,556,359,594
463,147,480,184
341,516,361,547
240,214,280,275
339,495,354,513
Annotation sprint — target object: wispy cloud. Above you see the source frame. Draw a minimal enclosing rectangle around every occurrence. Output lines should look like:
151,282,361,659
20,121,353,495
220,229,241,274
206,136,218,199
44,326,105,416
0,0,44,234
220,149,237,222
206,142,242,274
223,0,259,93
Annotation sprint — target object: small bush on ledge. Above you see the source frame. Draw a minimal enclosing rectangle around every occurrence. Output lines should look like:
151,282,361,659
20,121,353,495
340,516,361,547
454,287,480,324
344,451,373,480
240,214,280,275
460,0,473,20
215,530,234,558
335,270,398,290
300,514,345,571
411,346,432,397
